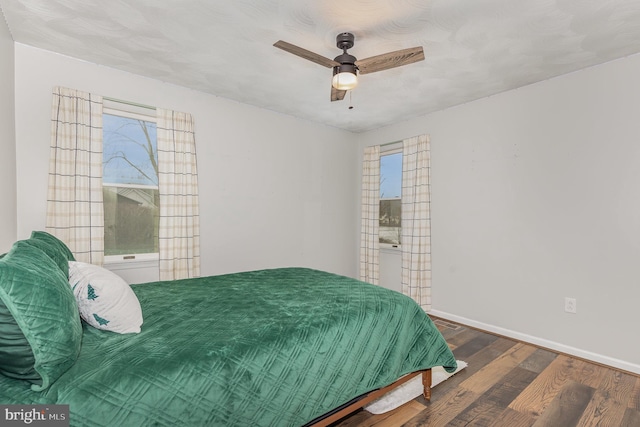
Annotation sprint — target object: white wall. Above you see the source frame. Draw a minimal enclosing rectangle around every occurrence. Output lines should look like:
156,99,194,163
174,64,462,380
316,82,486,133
0,13,16,253
14,44,358,282
359,53,640,373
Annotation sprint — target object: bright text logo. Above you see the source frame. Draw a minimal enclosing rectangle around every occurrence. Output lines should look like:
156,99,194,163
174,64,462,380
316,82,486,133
1,405,69,426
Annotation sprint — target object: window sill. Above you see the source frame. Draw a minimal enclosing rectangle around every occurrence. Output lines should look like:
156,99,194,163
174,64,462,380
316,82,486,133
104,253,159,270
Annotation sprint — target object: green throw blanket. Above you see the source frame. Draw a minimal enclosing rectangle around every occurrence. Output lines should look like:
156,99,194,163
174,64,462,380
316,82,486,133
0,268,456,426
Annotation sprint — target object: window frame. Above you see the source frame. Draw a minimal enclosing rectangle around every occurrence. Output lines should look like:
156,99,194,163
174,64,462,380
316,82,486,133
102,102,159,264
379,144,402,251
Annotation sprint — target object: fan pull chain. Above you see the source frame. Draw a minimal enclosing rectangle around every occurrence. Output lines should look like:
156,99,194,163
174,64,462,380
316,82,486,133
348,91,354,109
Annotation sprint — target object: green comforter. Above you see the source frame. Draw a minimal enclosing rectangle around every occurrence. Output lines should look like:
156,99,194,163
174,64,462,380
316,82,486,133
0,268,456,426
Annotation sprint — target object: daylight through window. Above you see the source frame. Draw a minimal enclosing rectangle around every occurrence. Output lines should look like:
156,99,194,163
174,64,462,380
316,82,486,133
102,107,159,258
380,151,402,246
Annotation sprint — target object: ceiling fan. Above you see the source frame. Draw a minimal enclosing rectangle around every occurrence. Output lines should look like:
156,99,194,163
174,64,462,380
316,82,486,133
273,32,425,101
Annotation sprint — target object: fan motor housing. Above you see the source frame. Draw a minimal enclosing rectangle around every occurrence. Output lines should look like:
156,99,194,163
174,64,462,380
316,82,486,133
334,52,357,65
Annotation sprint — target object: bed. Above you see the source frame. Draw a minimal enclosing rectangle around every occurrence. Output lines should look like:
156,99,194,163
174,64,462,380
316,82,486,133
0,232,457,426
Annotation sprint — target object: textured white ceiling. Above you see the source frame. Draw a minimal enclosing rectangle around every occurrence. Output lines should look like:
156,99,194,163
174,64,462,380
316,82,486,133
2,0,640,132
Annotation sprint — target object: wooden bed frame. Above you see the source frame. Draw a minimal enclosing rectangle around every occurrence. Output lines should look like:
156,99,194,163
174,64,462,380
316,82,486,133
308,369,432,427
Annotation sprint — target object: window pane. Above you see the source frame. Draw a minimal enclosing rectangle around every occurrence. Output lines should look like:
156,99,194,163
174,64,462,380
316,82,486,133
103,114,158,186
103,112,159,256
380,199,401,245
103,187,159,256
380,152,402,245
380,152,402,199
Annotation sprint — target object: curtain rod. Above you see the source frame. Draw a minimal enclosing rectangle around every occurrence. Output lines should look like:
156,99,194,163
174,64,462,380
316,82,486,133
380,133,428,147
103,96,156,111
380,140,402,147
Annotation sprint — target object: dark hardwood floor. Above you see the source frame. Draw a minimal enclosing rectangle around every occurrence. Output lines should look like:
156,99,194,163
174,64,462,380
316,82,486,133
333,318,640,426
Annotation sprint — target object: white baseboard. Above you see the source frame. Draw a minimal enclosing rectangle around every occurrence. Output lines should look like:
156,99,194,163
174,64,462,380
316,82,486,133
429,310,640,375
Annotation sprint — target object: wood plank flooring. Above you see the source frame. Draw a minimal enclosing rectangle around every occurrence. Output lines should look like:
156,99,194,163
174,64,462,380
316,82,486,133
333,318,640,427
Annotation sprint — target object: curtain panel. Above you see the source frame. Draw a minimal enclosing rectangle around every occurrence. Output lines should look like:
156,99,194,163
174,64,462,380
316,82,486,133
46,86,104,265
157,109,201,280
359,145,380,284
401,134,432,311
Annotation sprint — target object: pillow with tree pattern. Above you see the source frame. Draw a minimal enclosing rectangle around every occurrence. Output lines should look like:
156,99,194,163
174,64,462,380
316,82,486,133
68,261,143,334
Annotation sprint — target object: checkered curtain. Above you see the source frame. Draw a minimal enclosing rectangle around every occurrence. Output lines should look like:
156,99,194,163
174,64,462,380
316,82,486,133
401,134,431,310
46,87,104,265
157,109,201,280
359,145,380,284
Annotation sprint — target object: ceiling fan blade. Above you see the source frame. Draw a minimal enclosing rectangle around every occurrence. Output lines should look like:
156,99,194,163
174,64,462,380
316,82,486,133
274,40,340,68
331,85,346,102
356,46,425,75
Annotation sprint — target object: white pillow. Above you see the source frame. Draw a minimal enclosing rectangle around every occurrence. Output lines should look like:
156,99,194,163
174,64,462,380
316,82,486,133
68,261,143,334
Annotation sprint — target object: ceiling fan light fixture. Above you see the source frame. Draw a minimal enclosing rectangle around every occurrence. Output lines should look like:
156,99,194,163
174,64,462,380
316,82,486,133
332,64,358,90
274,32,424,102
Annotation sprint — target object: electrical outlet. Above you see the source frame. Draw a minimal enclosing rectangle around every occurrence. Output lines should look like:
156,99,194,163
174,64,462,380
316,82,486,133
564,297,577,314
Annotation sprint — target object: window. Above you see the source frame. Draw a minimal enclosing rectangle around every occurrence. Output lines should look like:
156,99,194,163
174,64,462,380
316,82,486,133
380,150,402,246
102,104,158,260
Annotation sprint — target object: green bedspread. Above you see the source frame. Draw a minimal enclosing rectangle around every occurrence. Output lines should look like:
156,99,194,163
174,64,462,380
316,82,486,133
0,268,456,426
